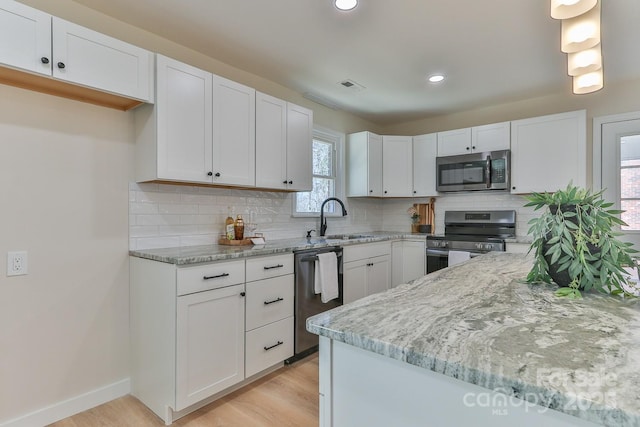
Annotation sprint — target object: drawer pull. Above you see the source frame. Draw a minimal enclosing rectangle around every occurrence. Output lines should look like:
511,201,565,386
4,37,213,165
264,297,284,305
263,264,284,270
203,273,230,280
264,341,284,351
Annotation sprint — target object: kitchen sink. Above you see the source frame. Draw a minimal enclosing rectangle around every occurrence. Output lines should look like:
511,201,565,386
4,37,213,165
325,234,374,240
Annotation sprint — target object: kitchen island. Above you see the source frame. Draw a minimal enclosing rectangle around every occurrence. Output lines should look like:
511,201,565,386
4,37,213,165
307,252,640,427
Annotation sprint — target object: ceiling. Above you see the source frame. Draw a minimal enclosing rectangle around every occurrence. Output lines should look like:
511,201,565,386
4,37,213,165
70,0,640,125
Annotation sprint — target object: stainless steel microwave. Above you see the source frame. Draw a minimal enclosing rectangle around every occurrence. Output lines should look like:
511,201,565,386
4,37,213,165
436,150,510,192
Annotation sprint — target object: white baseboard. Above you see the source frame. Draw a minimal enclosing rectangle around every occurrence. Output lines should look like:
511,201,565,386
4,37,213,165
0,378,130,427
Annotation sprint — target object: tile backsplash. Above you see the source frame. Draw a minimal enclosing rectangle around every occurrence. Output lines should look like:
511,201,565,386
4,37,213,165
129,183,537,250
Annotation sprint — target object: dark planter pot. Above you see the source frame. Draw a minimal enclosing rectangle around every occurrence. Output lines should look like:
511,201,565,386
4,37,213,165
543,204,599,288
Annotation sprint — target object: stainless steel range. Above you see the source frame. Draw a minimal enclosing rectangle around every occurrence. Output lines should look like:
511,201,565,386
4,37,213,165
426,210,516,273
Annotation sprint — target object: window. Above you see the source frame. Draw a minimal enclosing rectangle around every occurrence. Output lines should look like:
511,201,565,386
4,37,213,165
620,134,640,230
294,127,344,216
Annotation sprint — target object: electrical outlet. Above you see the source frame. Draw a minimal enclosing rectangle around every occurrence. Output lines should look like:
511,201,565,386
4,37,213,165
7,251,28,276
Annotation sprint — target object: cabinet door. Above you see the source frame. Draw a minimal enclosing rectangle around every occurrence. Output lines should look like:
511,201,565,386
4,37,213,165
510,110,586,194
343,260,367,304
366,255,390,296
412,133,437,197
176,284,245,411
368,133,383,197
212,75,256,186
382,136,413,197
255,92,287,189
401,241,426,284
156,55,213,183
286,103,313,191
472,122,510,153
51,17,153,101
0,1,51,76
437,128,471,156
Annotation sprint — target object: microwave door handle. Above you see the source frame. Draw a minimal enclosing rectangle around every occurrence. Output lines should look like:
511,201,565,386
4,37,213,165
485,155,492,188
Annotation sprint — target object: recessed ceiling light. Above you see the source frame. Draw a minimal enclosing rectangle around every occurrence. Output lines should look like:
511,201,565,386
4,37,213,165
428,74,445,83
335,0,358,11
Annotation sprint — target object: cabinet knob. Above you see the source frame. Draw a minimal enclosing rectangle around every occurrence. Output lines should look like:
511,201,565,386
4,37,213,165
413,190,417,194
240,292,246,297
369,190,373,193
283,180,288,184
57,62,65,69
215,172,221,177
288,180,293,184
207,171,213,176
41,57,49,64
472,146,476,149
384,190,388,194
466,147,470,150
512,186,516,190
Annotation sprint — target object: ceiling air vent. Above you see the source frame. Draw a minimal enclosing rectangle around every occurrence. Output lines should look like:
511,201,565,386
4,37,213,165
338,79,366,91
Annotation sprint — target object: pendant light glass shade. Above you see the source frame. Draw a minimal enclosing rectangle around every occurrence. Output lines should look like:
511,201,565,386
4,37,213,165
334,0,357,11
567,44,602,76
572,69,603,94
561,1,601,53
550,0,597,20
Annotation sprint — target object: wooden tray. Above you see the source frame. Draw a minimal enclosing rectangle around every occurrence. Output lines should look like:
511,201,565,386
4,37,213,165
218,238,253,246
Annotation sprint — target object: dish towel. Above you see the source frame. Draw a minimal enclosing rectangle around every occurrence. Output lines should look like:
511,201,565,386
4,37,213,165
448,250,471,267
314,252,339,303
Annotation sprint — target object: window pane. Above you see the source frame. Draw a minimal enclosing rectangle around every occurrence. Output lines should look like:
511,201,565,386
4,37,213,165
620,134,640,230
621,200,640,230
296,177,335,213
313,140,333,177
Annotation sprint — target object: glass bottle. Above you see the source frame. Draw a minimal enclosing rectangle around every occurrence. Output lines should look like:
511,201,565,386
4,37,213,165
234,214,245,240
225,208,235,240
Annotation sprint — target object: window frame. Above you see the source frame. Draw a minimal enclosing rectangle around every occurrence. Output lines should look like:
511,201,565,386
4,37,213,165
292,126,346,217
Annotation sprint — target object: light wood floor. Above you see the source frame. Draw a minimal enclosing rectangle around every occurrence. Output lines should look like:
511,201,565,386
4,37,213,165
49,354,319,427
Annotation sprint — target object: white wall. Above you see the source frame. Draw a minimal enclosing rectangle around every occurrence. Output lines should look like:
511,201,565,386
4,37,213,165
0,84,133,423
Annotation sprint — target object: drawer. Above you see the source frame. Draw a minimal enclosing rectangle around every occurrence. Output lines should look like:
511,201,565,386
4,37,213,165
177,260,245,296
245,275,294,331
343,241,391,263
246,253,294,282
245,317,294,378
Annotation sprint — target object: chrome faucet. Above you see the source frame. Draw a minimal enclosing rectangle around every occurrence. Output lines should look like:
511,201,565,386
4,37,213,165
319,197,347,236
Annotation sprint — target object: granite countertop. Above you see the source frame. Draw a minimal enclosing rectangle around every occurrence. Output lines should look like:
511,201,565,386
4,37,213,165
307,252,640,426
129,231,426,265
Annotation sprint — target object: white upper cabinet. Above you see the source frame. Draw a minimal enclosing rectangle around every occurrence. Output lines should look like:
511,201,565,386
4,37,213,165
255,93,313,191
510,110,586,194
155,55,213,183
347,131,383,197
51,18,153,101
437,122,510,156
0,2,153,104
437,128,472,156
285,103,313,191
412,133,437,197
382,136,413,197
0,0,51,76
471,122,511,152
212,75,256,187
256,92,288,189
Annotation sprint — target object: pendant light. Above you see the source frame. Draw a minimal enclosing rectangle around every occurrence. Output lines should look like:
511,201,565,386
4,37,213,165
573,69,603,94
567,44,602,76
550,0,597,19
561,1,601,53
335,0,357,11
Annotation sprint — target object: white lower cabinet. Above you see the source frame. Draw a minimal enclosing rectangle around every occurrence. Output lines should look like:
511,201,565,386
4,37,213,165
391,239,426,287
130,253,294,424
343,242,391,304
176,283,245,411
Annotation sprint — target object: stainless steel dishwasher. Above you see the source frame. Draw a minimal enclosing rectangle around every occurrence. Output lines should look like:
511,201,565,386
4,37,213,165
286,246,343,363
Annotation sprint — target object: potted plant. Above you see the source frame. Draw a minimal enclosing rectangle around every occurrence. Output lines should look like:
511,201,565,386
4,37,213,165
407,206,420,233
524,183,638,298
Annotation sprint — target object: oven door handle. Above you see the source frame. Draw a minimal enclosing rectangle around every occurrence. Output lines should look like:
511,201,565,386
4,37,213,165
485,155,492,188
426,249,450,257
